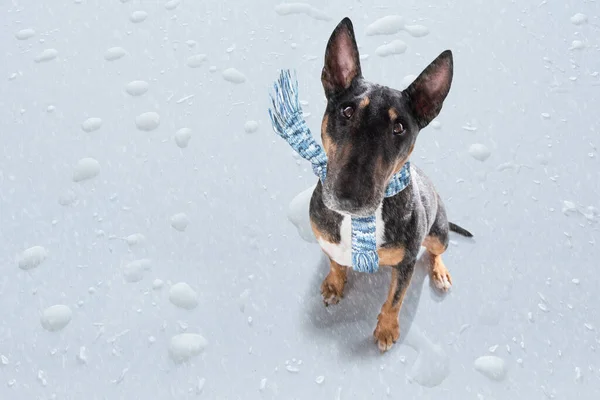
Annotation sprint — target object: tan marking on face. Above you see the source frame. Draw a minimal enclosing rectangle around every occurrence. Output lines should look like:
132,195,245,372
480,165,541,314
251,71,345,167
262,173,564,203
422,235,447,255
377,245,405,266
388,107,398,121
359,96,370,109
321,114,335,156
320,259,348,305
390,144,415,177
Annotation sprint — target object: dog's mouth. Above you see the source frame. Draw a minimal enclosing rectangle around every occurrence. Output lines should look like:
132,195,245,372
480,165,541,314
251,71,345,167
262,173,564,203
322,185,383,217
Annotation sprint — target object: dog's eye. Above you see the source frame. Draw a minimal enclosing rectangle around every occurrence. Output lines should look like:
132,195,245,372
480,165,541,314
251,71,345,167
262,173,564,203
342,106,354,119
393,121,405,135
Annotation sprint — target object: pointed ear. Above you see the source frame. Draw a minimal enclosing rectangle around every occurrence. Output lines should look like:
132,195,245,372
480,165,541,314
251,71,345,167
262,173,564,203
321,17,362,96
404,50,453,129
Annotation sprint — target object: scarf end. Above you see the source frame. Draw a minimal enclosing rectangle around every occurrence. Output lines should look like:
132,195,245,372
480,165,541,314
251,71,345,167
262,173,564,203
352,251,379,274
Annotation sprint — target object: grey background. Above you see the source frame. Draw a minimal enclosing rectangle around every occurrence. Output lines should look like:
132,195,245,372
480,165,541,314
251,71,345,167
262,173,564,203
1,0,599,399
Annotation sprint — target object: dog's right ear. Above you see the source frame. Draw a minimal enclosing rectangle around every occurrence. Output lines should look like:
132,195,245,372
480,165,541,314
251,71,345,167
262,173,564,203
404,50,453,129
321,17,362,97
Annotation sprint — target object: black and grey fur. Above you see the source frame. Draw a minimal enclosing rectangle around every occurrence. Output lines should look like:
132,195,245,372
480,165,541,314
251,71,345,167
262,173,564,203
309,17,472,352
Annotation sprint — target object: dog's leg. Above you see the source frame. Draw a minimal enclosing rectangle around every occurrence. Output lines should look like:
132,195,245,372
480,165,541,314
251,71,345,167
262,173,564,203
320,259,348,306
373,259,416,352
423,200,453,292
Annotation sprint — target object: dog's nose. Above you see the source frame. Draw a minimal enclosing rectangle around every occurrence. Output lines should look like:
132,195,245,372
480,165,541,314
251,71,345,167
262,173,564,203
333,186,362,211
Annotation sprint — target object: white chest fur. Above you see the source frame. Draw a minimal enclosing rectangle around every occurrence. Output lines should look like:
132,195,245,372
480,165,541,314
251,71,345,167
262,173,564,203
317,204,386,267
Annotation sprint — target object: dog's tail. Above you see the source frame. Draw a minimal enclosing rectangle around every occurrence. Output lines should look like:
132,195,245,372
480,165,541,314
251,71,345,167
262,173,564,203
449,222,473,238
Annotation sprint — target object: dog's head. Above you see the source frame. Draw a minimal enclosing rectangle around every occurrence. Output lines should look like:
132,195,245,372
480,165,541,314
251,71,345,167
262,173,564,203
320,17,454,217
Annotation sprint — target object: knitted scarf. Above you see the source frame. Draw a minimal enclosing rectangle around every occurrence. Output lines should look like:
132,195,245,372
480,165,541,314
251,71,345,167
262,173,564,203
268,69,411,274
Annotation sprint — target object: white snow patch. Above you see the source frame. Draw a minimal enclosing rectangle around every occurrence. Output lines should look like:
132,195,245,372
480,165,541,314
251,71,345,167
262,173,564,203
17,246,48,270
468,143,491,161
130,10,148,23
135,112,160,131
15,28,36,40
473,356,508,381
274,3,331,21
244,120,259,133
174,128,192,148
34,49,58,63
40,305,72,332
430,120,442,130
222,68,246,84
170,212,189,231
570,13,588,25
570,40,585,50
287,185,318,243
315,375,325,384
72,158,100,182
152,279,164,290
404,324,450,387
366,15,405,36
165,0,181,10
404,24,429,37
169,282,199,309
124,233,145,246
168,333,208,363
375,40,407,57
81,117,102,133
186,54,207,68
123,259,151,283
125,80,149,96
104,47,126,61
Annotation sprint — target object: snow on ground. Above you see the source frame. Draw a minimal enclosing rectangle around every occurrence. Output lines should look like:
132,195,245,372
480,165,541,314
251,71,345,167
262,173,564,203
1,0,599,399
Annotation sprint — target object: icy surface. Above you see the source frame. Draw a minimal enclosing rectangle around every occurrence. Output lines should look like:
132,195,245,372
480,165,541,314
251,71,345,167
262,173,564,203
2,1,599,399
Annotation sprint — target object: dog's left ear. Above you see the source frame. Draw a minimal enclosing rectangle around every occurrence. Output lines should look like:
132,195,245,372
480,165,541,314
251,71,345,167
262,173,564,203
404,50,453,129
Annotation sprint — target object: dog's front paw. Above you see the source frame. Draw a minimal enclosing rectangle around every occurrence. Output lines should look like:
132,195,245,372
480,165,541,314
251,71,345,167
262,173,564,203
373,314,400,353
430,263,452,292
320,273,346,306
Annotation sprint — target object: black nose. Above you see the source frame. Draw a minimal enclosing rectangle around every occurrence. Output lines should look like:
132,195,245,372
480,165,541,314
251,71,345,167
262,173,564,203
333,180,368,212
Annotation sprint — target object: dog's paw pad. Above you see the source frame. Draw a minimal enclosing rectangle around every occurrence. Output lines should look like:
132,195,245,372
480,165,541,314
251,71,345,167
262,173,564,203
320,275,345,306
373,319,400,353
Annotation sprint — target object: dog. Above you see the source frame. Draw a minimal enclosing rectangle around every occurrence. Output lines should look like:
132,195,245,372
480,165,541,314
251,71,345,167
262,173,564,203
309,17,473,352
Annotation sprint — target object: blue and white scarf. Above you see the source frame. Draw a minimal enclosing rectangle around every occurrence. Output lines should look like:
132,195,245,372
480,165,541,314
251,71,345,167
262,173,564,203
268,70,411,274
